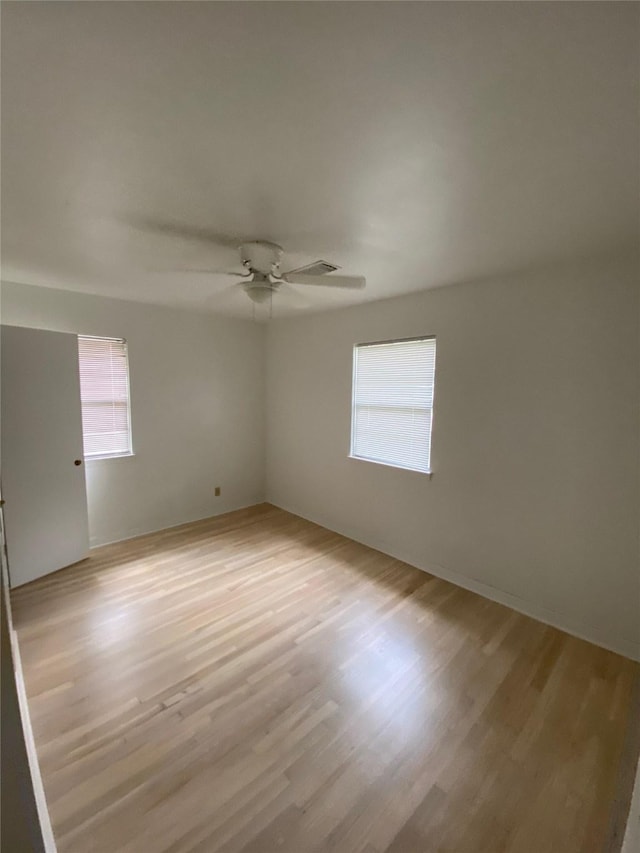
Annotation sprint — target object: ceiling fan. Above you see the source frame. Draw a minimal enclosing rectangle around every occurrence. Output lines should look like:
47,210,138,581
131,218,366,304
224,240,365,304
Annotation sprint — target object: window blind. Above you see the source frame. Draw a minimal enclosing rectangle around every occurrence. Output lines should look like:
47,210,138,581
351,337,436,473
78,336,132,458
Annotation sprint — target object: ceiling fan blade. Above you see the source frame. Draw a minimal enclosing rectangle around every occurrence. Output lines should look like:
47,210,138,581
283,272,365,290
126,215,244,249
150,267,250,277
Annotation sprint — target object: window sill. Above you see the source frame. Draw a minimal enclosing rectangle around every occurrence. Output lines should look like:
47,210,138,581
348,454,432,478
85,452,135,462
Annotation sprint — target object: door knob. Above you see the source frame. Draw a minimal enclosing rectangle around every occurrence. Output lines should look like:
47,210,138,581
74,459,83,466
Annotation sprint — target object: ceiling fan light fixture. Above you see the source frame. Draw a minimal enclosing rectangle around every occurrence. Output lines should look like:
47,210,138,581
245,287,271,304
243,275,276,304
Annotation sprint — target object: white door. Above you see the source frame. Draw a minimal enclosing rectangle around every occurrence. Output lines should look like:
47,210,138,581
1,325,89,587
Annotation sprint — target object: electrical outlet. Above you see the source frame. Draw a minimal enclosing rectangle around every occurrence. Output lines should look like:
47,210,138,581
214,486,221,497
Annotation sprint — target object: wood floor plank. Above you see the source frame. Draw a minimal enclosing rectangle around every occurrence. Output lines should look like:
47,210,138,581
11,503,639,853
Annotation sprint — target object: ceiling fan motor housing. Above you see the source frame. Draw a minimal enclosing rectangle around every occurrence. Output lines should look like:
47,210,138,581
240,241,284,275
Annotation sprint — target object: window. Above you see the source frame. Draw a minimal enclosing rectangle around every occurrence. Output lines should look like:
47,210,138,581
78,336,132,459
350,336,436,474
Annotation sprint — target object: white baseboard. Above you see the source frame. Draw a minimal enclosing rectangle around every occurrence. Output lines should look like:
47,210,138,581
89,498,266,549
267,499,640,662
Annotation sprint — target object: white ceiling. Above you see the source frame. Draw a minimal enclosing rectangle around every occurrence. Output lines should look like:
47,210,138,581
2,2,638,320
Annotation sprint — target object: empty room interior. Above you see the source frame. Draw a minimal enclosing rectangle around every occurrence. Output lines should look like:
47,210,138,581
1,2,639,852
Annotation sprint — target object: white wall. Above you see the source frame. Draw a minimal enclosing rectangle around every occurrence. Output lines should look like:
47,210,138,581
621,756,640,853
1,282,265,546
2,264,638,661
266,258,640,660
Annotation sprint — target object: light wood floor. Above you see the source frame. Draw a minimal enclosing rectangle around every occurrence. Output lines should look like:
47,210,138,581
11,504,639,853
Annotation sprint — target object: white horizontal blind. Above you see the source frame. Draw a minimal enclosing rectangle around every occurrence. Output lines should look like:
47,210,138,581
351,337,436,473
78,336,132,458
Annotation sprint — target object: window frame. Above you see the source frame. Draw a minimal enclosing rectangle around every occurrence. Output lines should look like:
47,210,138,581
77,334,134,461
349,335,436,475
